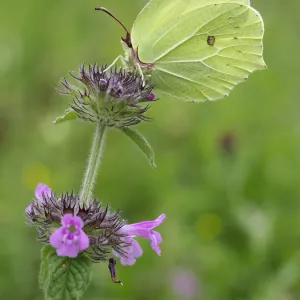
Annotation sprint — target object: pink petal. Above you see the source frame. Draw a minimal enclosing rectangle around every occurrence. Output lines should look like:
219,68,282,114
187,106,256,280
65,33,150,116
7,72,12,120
61,214,74,226
113,239,143,266
72,216,84,229
120,256,137,266
120,214,166,236
79,230,89,251
57,244,79,258
137,214,166,229
49,227,64,248
150,231,162,255
131,239,143,258
152,230,162,244
121,239,143,266
35,184,52,201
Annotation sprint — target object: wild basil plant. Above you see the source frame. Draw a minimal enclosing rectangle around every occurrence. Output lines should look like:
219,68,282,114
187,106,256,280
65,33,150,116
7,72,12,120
25,64,165,299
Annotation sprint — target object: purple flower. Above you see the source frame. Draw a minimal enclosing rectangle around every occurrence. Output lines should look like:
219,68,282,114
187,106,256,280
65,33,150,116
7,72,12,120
26,183,52,213
114,214,166,265
50,214,89,258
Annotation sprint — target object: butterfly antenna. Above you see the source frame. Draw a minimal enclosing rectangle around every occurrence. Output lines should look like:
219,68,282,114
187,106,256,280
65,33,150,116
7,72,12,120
95,7,132,48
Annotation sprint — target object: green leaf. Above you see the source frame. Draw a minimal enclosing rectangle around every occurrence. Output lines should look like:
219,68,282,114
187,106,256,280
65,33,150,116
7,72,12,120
39,245,53,290
53,109,77,124
121,127,156,168
39,245,92,300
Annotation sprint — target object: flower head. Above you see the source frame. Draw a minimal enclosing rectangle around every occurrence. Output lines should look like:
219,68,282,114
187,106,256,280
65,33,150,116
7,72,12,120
113,214,166,265
26,184,127,261
26,184,166,264
57,64,157,127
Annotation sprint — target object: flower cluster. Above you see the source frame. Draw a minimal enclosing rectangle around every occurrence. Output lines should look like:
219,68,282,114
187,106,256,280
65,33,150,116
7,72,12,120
58,64,156,127
26,184,165,265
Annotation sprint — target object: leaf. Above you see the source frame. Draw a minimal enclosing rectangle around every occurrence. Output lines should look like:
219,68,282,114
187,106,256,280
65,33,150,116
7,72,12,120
121,127,156,168
53,109,77,124
39,245,53,290
39,245,92,300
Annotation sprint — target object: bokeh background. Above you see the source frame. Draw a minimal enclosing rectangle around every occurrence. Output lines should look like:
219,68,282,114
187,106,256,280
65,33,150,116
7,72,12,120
1,0,300,299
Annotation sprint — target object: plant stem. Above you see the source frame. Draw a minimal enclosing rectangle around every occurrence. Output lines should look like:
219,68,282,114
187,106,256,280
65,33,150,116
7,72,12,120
80,122,106,204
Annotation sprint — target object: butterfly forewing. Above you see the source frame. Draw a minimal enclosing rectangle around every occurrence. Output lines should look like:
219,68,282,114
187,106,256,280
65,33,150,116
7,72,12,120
131,0,250,56
131,0,265,102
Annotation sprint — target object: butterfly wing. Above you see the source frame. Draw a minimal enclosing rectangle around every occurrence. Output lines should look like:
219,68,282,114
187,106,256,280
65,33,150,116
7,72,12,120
131,0,266,102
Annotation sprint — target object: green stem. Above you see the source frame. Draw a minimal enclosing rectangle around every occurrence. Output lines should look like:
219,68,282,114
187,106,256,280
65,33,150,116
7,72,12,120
80,122,106,203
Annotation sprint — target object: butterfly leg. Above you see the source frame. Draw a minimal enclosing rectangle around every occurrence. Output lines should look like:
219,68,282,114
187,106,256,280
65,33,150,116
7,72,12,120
104,55,127,72
105,55,146,87
136,63,146,87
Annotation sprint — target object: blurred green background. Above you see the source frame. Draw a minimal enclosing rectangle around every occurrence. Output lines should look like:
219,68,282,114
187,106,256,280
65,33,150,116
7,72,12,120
1,0,300,299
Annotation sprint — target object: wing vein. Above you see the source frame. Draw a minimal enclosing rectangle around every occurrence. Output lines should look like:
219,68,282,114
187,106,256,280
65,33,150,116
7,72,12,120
196,8,249,34
156,73,196,101
153,5,241,61
157,67,226,95
217,54,263,64
194,60,245,78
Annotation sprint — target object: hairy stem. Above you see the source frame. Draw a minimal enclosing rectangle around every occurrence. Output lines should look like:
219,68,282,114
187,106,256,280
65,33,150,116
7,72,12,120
80,122,106,204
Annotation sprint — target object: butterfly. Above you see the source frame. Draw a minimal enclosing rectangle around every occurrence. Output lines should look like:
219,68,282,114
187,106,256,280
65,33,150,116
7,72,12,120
96,0,266,102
